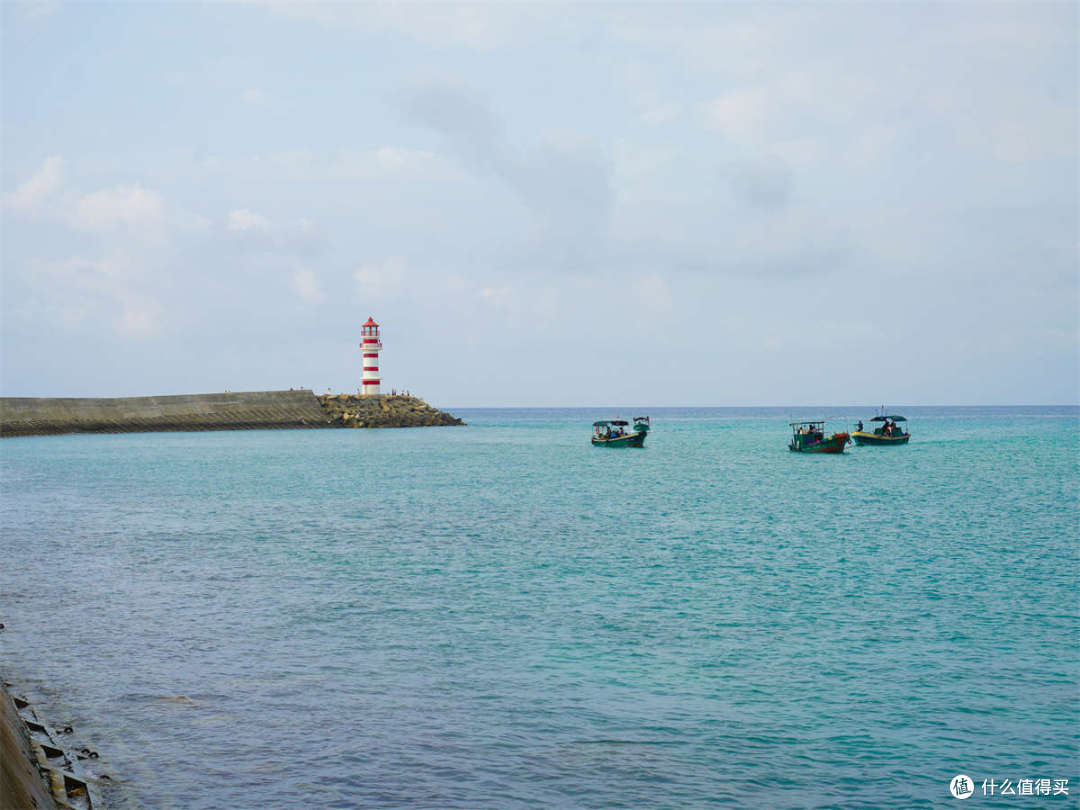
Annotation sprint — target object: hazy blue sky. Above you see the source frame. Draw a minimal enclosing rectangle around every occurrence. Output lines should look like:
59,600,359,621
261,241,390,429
2,1,1076,406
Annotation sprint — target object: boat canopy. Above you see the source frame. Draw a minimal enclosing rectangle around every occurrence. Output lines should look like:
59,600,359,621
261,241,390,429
593,419,629,426
871,415,907,422
790,420,825,426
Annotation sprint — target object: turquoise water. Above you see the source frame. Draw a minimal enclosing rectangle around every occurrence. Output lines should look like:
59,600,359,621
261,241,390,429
1,407,1077,808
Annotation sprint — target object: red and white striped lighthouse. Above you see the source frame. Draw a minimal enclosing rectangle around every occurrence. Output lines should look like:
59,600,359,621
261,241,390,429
360,316,382,396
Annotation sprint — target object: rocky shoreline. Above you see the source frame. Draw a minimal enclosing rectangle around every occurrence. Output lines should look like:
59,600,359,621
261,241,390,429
317,394,465,428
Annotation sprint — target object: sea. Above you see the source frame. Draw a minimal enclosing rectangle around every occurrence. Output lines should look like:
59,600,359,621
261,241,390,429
1,406,1077,808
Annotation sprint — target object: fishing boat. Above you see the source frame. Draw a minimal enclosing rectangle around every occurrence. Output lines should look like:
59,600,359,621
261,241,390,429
788,420,849,453
592,416,649,447
852,413,910,446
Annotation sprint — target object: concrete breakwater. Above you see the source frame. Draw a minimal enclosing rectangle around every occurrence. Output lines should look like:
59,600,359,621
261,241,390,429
317,394,465,428
1,685,58,810
0,390,332,437
0,390,463,437
1,681,106,809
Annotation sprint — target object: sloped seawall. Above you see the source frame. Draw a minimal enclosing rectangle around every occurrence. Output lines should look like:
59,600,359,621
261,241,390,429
0,390,333,437
0,686,60,810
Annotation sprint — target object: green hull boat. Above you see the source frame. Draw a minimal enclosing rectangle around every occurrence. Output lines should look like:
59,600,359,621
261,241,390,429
789,420,849,453
852,431,909,446
852,412,910,446
591,431,646,447
592,416,650,447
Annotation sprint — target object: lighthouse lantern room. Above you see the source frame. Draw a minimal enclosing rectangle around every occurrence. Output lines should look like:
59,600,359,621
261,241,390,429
360,316,382,396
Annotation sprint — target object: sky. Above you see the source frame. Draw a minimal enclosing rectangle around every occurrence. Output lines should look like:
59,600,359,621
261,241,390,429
2,1,1077,407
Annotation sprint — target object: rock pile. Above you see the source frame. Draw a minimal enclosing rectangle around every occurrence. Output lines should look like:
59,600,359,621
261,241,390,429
316,394,464,428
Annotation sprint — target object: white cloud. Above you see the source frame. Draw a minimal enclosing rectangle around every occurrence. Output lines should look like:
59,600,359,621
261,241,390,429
247,1,536,49
293,267,325,304
113,291,163,337
242,88,268,106
227,208,271,231
630,274,673,319
622,63,682,126
24,256,164,338
478,283,562,324
642,103,681,126
255,147,453,183
4,156,64,212
12,0,61,23
375,146,439,172
72,185,165,231
223,208,324,257
479,285,514,312
355,257,408,298
613,142,677,195
700,88,770,144
5,159,175,241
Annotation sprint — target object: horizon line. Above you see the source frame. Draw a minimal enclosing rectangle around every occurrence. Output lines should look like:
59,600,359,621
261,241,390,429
442,403,1080,409
2,390,1076,410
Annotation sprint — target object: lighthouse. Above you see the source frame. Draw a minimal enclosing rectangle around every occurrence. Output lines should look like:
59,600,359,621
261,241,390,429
360,316,382,396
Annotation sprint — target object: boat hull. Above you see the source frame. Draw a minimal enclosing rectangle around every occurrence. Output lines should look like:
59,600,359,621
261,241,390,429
592,432,646,447
789,432,849,453
852,431,909,446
